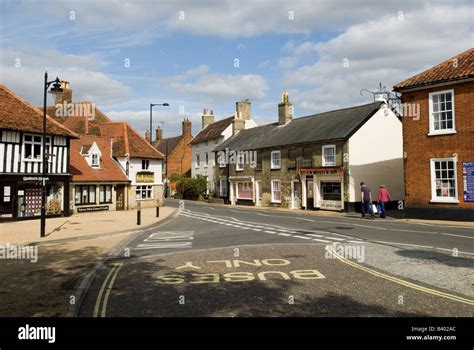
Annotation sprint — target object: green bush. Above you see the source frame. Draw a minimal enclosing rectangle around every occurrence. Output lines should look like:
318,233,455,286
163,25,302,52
170,173,207,200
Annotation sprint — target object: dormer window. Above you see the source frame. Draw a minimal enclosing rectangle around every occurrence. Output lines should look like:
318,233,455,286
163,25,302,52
91,154,99,167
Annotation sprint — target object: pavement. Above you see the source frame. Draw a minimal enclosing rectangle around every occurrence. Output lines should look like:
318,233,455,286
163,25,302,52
76,199,474,317
0,206,175,245
0,206,177,317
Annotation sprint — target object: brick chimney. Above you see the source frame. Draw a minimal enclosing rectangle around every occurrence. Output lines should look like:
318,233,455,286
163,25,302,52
51,80,73,105
235,99,251,120
155,127,163,142
182,118,192,138
278,91,293,125
145,130,151,143
202,108,215,130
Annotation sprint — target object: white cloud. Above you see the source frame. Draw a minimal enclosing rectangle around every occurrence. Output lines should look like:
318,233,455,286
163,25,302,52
281,4,473,113
0,47,131,106
167,67,269,102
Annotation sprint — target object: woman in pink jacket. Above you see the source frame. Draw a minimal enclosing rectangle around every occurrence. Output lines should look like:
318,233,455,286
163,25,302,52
377,185,391,219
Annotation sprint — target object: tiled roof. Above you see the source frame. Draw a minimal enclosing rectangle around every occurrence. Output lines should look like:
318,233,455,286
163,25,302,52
0,84,78,138
214,102,384,152
70,135,130,183
190,116,233,145
394,48,474,91
155,135,182,156
46,102,112,136
100,122,164,159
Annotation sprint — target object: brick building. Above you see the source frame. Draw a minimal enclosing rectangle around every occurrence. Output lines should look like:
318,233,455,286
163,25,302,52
393,48,474,221
214,93,404,212
153,119,193,196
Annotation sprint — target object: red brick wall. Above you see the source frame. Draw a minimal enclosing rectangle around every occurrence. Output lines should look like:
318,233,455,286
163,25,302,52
166,135,193,190
401,80,474,209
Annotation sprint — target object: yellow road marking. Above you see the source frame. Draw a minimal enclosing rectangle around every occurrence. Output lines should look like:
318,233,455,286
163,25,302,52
93,263,123,317
327,247,474,306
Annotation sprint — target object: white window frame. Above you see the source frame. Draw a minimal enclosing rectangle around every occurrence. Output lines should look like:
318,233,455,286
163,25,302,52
271,179,282,203
220,179,228,197
428,89,456,136
236,153,244,171
204,152,209,168
322,145,336,167
195,152,200,168
136,185,153,200
236,181,253,200
430,157,459,203
271,150,281,169
141,159,150,170
91,154,100,168
22,134,51,162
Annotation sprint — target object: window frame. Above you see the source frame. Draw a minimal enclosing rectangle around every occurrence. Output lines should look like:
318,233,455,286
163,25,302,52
141,159,150,171
136,185,154,200
236,181,253,200
428,89,456,136
195,153,200,168
75,185,97,205
236,153,244,171
220,179,228,197
91,154,100,167
322,145,336,167
99,185,112,204
22,134,51,162
270,150,281,170
271,179,282,203
430,157,459,203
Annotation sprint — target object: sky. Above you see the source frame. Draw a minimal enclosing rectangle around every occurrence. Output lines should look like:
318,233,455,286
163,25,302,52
0,0,472,138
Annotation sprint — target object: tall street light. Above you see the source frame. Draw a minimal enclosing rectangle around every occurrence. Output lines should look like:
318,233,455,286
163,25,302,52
41,72,62,238
149,103,169,144
158,121,169,198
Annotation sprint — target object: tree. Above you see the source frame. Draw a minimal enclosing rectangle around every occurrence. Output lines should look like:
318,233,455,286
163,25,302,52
169,173,207,200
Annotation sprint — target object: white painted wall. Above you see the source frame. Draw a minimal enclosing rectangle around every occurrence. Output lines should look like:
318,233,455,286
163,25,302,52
191,119,257,194
348,105,404,202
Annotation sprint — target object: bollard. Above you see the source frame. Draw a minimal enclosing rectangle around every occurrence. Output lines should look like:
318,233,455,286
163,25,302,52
156,206,160,217
137,202,141,225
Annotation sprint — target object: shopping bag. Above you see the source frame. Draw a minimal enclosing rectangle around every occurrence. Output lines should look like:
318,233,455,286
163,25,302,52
377,203,382,213
372,204,378,214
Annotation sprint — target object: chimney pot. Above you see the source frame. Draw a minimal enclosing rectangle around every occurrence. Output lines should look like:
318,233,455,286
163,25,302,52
278,91,293,125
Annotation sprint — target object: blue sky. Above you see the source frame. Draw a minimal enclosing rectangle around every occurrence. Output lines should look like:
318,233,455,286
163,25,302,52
1,0,472,137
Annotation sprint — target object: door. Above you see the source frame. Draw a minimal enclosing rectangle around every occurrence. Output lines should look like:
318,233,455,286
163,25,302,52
293,181,301,209
116,185,125,210
306,180,314,209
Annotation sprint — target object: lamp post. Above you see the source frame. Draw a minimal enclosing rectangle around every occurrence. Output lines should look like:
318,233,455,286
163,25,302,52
149,103,169,144
158,121,169,198
41,72,62,238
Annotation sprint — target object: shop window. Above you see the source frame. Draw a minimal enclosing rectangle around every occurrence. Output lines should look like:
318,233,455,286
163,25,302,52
75,185,97,205
136,185,153,200
322,145,336,166
430,158,458,202
271,180,281,203
237,182,253,200
99,185,112,204
320,181,341,201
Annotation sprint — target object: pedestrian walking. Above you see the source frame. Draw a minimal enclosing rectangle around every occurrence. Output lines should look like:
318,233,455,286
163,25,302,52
360,182,375,219
377,185,392,219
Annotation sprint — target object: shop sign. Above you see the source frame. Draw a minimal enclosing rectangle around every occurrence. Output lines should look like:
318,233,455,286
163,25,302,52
462,162,474,202
136,172,154,183
77,206,109,213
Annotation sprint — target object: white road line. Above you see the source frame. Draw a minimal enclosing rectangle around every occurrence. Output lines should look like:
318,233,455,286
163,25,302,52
440,232,474,239
373,241,434,249
323,236,346,241
264,230,277,234
277,232,292,237
292,235,313,240
311,238,331,243
435,247,474,256
348,240,365,244
253,229,262,232
307,233,324,238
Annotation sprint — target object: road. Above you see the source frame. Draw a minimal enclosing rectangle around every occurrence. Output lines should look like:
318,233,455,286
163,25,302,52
77,200,474,317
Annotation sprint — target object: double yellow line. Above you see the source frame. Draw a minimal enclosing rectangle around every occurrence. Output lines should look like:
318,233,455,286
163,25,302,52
93,263,124,317
327,247,474,306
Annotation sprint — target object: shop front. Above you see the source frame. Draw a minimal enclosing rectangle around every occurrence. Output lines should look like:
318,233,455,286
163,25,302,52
0,175,70,221
300,167,344,212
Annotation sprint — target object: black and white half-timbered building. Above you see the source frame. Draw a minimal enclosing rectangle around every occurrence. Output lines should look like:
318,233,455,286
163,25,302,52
0,84,78,221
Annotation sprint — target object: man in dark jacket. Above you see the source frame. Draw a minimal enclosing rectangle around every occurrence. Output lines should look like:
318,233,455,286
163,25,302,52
360,182,375,219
